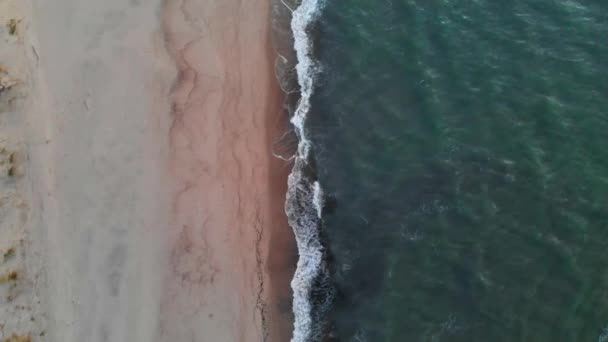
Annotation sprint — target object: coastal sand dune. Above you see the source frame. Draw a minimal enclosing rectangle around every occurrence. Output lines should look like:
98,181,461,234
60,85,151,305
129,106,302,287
0,0,46,340
0,0,294,341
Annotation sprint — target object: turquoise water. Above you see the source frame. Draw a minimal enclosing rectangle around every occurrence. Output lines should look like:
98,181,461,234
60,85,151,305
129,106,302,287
304,1,608,340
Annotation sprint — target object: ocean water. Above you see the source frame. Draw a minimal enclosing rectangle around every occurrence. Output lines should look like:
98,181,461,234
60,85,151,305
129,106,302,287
283,0,608,341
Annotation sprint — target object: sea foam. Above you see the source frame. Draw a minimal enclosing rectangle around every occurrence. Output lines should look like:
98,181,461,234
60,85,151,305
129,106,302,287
285,0,329,341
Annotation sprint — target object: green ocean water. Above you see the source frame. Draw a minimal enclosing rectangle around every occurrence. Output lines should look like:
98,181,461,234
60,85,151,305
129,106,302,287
307,1,608,341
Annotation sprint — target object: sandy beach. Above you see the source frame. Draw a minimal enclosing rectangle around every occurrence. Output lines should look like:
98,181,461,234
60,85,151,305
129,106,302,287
161,0,294,341
0,0,294,341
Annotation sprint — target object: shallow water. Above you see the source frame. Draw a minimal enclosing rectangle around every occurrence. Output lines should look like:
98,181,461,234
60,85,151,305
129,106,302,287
299,0,608,340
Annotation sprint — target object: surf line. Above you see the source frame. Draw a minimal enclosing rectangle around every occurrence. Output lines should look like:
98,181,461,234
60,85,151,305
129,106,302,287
284,0,333,341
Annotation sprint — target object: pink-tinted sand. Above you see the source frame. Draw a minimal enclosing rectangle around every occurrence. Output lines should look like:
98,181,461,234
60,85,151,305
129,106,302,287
161,0,295,341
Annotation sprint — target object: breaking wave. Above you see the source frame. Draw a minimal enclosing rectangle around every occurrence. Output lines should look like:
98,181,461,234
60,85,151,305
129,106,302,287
284,0,332,341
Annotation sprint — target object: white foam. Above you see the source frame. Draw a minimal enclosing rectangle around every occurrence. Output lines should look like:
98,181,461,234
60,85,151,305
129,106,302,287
286,165,324,342
285,0,328,341
313,181,324,218
290,0,323,160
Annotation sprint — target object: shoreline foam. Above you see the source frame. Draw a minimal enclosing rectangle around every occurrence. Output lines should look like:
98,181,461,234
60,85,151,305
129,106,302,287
285,0,333,341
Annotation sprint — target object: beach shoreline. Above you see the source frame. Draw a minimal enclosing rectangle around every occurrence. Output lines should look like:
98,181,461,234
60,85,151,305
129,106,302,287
1,0,295,340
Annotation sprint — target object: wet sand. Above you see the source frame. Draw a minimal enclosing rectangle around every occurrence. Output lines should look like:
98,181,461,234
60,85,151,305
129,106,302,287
1,0,295,340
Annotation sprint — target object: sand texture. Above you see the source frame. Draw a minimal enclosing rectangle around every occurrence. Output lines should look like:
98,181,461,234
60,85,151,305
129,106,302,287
161,0,293,341
0,0,293,341
0,0,45,340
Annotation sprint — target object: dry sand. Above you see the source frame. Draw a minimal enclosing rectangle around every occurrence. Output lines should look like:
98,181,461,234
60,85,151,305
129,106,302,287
0,0,294,341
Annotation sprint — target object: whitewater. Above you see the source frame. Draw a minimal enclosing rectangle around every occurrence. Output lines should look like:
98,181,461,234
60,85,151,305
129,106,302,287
284,0,331,341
